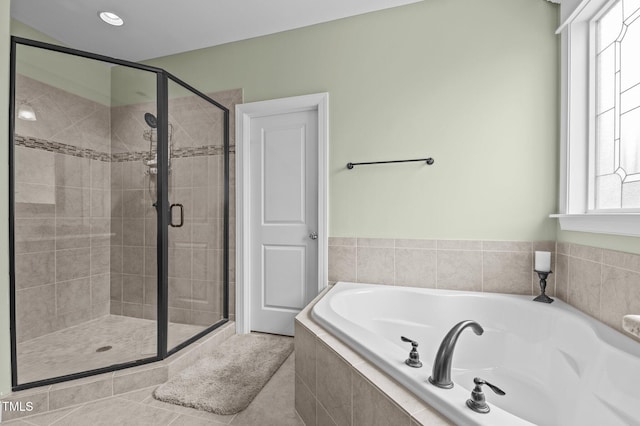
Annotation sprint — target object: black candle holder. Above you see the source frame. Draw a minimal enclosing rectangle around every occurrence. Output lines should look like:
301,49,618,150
533,270,554,303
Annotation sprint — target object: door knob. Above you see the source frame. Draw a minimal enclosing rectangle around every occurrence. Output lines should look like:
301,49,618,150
309,232,318,240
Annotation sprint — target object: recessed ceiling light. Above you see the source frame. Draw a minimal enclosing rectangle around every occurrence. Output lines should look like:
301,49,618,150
99,11,124,27
17,102,37,121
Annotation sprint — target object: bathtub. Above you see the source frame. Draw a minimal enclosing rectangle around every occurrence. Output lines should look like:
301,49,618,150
311,282,640,426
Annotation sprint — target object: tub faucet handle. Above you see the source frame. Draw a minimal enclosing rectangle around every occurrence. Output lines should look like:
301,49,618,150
400,336,422,368
466,377,505,414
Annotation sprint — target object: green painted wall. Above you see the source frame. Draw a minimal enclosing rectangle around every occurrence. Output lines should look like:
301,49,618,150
145,0,560,240
11,19,112,106
1,0,12,397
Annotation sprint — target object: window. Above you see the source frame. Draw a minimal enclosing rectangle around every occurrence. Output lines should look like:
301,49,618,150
555,0,640,236
593,0,640,211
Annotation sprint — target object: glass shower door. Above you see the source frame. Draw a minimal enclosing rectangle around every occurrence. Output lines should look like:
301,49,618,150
165,77,228,353
11,40,160,386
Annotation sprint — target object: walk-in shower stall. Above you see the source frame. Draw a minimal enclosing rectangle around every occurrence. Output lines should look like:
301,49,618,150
9,37,229,390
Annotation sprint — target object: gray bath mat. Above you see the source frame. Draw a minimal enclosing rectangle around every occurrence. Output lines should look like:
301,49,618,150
153,333,293,415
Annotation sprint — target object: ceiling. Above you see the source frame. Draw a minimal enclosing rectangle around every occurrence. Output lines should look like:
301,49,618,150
11,0,423,62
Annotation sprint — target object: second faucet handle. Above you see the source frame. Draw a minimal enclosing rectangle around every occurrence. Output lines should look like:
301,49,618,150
466,377,506,414
400,336,422,368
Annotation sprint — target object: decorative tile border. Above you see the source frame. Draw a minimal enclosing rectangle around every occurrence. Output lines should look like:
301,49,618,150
15,134,233,163
14,135,111,162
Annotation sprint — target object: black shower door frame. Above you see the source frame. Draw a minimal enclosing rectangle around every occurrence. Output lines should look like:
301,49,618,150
8,36,230,391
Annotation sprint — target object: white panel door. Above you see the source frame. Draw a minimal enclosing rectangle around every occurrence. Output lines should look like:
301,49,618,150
250,110,318,335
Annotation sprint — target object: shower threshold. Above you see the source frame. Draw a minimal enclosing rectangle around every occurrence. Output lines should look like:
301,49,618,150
17,314,209,384
3,319,234,422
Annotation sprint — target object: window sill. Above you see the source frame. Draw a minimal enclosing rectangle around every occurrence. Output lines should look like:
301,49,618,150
550,213,640,237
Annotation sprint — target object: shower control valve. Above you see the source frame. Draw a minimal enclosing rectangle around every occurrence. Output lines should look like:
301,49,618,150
466,377,505,414
400,336,422,368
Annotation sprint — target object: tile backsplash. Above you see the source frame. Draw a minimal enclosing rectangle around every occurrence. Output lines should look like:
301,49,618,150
329,238,556,295
556,242,640,339
329,238,640,340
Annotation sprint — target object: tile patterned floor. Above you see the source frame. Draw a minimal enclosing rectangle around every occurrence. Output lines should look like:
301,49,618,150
5,353,302,426
18,315,207,384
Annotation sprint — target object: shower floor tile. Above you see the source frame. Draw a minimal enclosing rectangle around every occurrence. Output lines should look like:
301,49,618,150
17,315,206,384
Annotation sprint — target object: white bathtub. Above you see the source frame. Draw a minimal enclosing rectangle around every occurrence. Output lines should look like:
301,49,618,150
311,282,640,426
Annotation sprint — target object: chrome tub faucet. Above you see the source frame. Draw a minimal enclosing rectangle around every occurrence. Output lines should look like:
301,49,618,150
429,320,484,389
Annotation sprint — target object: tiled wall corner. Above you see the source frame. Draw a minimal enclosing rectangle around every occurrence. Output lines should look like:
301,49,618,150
328,238,556,297
556,243,640,340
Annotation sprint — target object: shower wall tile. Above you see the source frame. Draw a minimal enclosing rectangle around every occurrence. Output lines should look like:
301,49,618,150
110,274,123,301
122,190,146,217
169,307,192,324
91,246,111,275
111,162,124,190
55,186,91,218
122,302,143,319
122,246,144,275
15,146,56,187
110,301,123,316
56,278,91,315
144,248,157,277
90,189,110,218
14,218,55,254
144,276,158,305
55,218,90,250
122,219,144,246
15,251,55,289
14,201,55,219
54,152,90,188
91,274,111,307
169,278,192,310
15,285,56,342
110,246,123,273
123,274,144,304
110,190,124,218
56,248,90,282
91,218,111,247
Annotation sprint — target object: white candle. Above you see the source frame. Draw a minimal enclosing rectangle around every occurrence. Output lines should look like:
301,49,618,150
535,251,551,272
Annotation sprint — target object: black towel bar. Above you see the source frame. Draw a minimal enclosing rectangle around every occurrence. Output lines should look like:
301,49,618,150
346,157,434,169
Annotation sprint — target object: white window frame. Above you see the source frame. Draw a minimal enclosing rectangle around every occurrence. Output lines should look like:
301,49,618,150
553,0,640,236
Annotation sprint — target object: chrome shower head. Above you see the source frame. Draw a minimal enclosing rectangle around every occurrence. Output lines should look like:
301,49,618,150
144,112,157,128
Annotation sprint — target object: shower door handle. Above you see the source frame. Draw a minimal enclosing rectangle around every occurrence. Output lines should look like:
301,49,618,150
170,203,184,228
